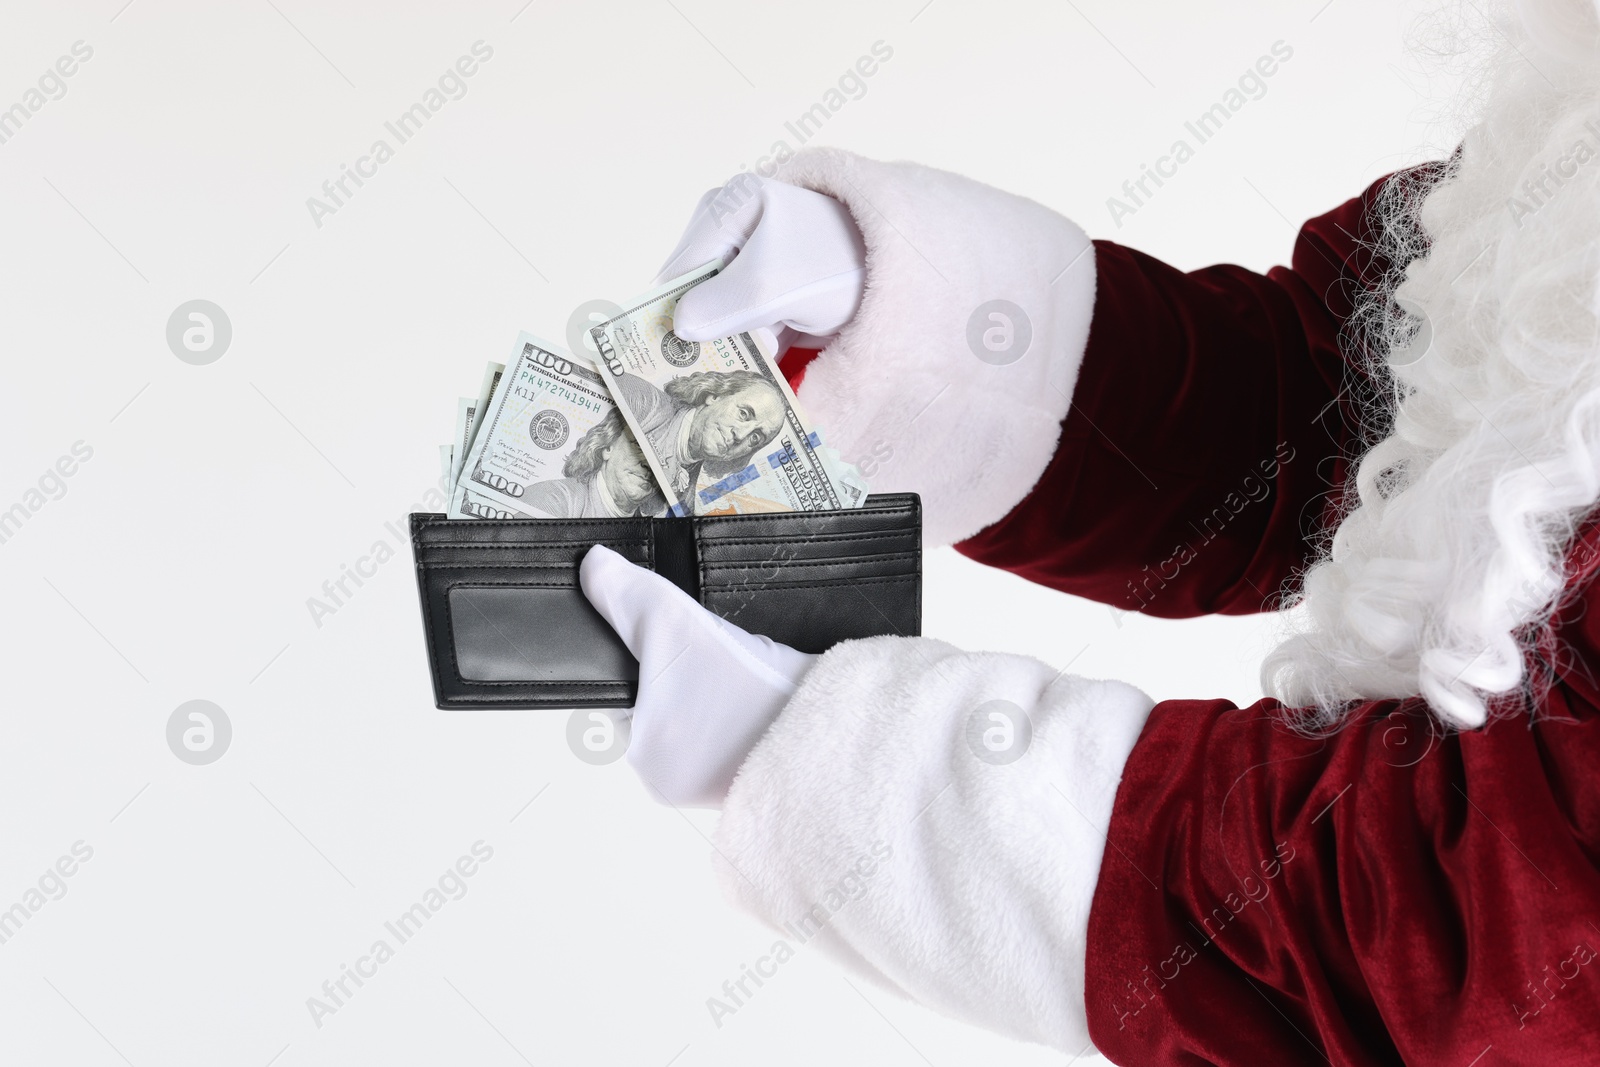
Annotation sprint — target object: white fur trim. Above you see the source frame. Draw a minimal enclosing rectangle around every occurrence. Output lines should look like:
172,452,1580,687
713,636,1154,1053
774,149,1097,547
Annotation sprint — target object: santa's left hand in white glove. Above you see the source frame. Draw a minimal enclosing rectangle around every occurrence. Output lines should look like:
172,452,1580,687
578,544,815,808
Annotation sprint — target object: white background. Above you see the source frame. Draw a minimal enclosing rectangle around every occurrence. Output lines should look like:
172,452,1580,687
0,1,1466,1064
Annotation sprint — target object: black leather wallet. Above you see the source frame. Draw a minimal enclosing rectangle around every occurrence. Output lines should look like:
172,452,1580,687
410,493,921,709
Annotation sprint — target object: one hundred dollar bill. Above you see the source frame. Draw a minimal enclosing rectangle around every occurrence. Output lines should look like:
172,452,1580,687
589,262,865,517
457,363,504,487
452,333,666,519
449,396,474,493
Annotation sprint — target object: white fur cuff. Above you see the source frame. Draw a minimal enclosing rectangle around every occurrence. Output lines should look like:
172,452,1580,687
774,149,1098,546
713,636,1154,1053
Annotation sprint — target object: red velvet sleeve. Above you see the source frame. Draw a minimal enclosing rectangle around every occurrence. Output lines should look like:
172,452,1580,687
1083,524,1600,1063
954,173,1409,617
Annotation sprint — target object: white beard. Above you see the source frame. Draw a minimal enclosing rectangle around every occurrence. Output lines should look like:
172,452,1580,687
1264,0,1600,728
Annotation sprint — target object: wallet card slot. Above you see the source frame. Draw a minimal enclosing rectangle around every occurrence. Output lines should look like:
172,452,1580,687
412,515,655,542
695,504,917,529
693,506,917,542
696,534,918,567
700,551,918,588
418,542,650,568
696,529,916,546
704,572,920,594
701,575,920,653
700,549,918,568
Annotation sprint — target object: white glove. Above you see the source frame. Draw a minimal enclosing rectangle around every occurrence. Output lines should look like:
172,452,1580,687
578,544,816,808
655,175,868,353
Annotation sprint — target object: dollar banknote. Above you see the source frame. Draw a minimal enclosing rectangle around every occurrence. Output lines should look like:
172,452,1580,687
449,396,474,491
451,333,666,520
445,362,515,519
451,362,504,491
589,262,866,517
445,396,493,518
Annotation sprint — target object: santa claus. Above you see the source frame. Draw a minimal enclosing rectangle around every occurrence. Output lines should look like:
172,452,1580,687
576,0,1600,1061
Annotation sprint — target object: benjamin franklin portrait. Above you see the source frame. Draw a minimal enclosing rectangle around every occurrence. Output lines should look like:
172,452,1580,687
610,370,786,514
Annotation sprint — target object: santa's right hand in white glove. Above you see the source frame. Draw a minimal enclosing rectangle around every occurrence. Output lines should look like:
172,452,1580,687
655,175,868,355
653,152,1099,548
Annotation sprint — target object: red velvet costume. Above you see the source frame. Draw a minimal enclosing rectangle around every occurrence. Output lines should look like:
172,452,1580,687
937,173,1600,1063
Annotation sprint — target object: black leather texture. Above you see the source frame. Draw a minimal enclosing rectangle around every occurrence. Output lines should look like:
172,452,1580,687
410,493,921,709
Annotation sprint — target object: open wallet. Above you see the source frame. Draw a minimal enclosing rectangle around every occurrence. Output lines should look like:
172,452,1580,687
409,493,921,709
